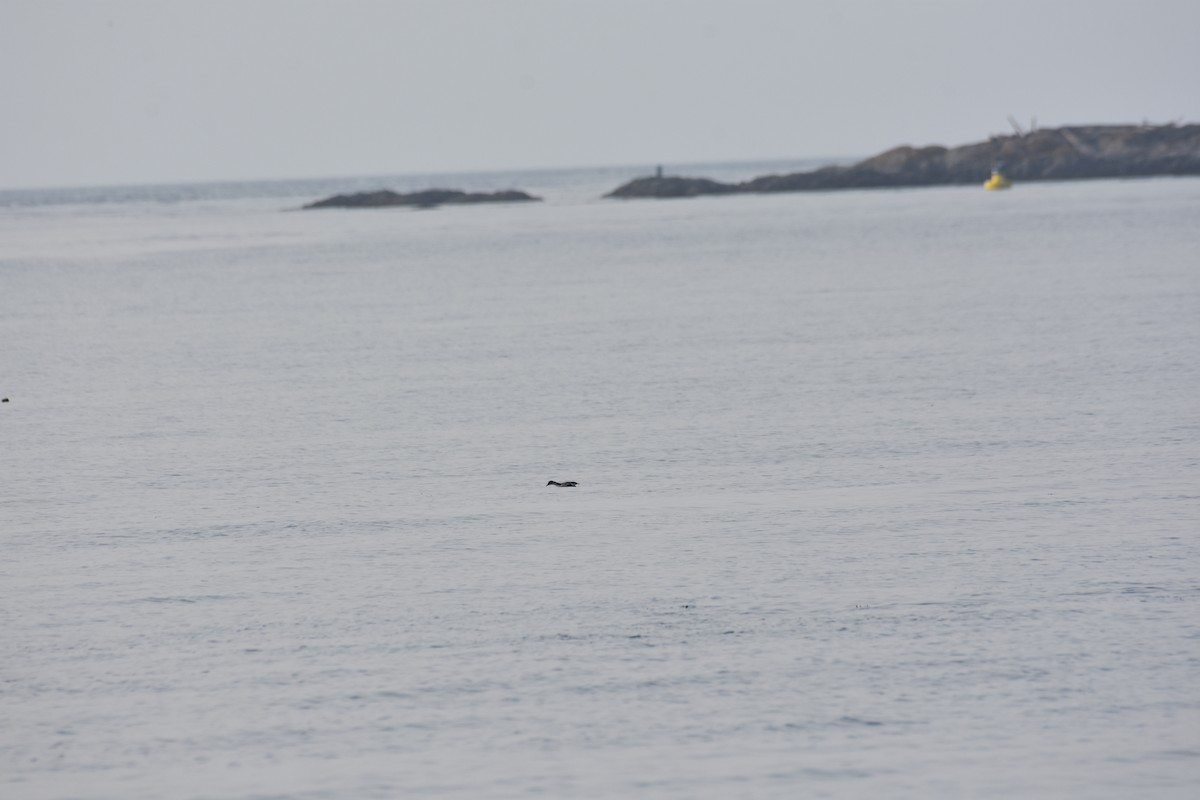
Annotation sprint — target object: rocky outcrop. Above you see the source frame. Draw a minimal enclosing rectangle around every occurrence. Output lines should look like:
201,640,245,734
304,188,540,209
605,123,1200,198
604,176,740,199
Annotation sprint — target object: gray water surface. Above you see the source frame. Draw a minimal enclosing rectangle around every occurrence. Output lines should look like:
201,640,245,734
2,175,1198,798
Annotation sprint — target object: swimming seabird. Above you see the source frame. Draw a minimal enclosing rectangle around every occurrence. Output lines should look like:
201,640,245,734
546,480,578,487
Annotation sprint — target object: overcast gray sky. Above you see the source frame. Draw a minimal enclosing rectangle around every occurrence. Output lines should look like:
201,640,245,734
2,0,1198,188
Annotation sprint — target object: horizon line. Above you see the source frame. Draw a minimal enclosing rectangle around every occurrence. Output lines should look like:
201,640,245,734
0,153,859,195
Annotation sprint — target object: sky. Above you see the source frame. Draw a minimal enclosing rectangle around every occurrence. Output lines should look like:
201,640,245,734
2,0,1198,189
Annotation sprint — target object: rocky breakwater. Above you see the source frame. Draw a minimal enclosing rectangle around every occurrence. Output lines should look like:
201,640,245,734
605,123,1200,198
303,188,540,209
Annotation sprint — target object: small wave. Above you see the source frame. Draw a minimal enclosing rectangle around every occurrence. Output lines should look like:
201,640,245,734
126,594,242,604
837,715,885,727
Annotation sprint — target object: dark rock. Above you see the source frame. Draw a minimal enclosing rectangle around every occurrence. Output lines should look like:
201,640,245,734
604,175,740,199
303,188,540,210
604,123,1200,199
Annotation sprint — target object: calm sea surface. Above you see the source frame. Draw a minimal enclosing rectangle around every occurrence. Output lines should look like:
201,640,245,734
2,165,1198,799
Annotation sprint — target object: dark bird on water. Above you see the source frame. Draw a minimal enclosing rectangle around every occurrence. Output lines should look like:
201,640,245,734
546,480,578,487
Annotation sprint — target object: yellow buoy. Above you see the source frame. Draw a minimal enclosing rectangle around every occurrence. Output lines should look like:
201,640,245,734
984,169,1012,190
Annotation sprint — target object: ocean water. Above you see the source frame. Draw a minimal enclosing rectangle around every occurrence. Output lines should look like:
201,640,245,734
2,166,1198,799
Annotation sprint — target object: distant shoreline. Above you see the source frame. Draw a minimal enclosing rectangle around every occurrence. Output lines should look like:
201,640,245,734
4,131,1197,209
604,123,1200,199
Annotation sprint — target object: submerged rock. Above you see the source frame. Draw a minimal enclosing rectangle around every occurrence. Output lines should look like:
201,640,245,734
605,123,1200,199
303,188,540,209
